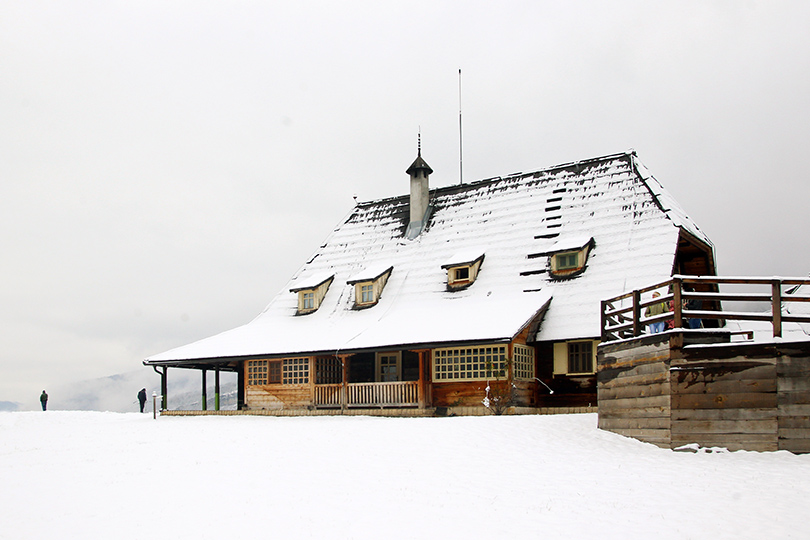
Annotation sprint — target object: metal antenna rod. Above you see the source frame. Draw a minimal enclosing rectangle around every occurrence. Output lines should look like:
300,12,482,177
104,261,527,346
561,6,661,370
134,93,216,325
458,68,463,185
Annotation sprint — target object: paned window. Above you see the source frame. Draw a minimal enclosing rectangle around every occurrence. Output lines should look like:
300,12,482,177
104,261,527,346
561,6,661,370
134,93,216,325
513,344,536,381
360,284,374,304
568,341,593,374
556,252,579,270
302,292,314,310
433,345,507,381
282,357,310,384
268,361,281,383
316,357,342,384
247,360,268,385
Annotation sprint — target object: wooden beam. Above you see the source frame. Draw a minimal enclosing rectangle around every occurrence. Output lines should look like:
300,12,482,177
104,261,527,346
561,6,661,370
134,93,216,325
214,367,221,411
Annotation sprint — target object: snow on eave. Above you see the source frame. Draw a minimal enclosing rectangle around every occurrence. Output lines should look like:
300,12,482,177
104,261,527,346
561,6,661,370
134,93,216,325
630,153,713,248
441,249,486,269
547,236,594,255
347,264,394,284
289,272,335,292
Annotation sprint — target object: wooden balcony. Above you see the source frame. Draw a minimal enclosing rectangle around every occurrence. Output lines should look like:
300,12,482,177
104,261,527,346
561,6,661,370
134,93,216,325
314,381,419,408
601,275,810,342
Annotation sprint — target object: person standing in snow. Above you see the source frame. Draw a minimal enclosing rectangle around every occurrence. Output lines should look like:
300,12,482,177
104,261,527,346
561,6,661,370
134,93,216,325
40,390,48,411
137,388,147,413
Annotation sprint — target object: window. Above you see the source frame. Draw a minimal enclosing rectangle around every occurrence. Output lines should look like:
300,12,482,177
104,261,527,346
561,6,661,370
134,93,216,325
316,356,342,384
360,284,374,304
453,267,470,281
268,361,281,383
433,345,507,381
568,341,593,374
247,360,268,385
553,340,597,375
376,352,401,382
513,344,536,381
555,252,579,270
302,292,315,310
282,357,309,385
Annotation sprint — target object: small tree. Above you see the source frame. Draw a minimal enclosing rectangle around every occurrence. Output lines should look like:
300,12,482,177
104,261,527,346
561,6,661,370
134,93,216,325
482,357,514,415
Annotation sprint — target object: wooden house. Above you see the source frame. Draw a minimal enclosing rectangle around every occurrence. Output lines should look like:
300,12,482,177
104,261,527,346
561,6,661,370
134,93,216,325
144,149,715,415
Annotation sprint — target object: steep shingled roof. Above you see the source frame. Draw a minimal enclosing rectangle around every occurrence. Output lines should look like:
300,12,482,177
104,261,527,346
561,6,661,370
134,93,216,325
146,151,711,364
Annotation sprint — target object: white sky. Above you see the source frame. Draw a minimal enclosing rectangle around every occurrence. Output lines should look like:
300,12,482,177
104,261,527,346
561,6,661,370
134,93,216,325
2,1,810,406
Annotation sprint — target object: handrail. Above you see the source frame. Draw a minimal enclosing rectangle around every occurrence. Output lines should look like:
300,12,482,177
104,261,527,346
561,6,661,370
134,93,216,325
601,275,810,342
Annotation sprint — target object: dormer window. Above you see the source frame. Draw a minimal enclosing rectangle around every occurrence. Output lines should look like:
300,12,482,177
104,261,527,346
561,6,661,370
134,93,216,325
289,273,334,315
442,250,485,290
348,265,393,309
548,236,594,279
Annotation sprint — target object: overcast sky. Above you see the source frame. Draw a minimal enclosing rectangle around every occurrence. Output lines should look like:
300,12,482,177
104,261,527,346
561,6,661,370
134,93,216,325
2,1,809,408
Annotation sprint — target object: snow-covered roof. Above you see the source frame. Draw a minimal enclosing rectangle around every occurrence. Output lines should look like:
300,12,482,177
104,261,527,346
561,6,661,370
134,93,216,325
147,151,712,364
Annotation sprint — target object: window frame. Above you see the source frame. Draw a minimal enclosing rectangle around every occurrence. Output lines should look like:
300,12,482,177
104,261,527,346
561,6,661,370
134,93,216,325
432,344,508,382
553,340,597,375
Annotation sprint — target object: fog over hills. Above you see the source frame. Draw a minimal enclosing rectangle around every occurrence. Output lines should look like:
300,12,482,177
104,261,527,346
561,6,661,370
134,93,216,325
12,369,237,412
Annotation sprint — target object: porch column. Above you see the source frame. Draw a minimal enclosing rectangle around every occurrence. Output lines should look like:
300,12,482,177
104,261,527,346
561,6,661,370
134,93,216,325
161,366,168,410
417,350,427,409
214,367,221,411
201,369,207,411
340,355,350,411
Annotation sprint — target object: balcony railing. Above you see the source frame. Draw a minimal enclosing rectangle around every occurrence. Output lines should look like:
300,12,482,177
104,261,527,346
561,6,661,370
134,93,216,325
313,381,419,408
601,275,810,342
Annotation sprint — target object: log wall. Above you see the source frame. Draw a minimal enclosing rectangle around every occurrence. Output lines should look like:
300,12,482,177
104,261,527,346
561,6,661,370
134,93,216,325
598,335,673,448
598,332,810,453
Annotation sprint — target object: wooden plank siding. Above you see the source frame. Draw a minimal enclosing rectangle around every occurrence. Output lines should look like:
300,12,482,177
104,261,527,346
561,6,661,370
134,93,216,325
597,335,673,448
777,354,810,453
598,331,810,453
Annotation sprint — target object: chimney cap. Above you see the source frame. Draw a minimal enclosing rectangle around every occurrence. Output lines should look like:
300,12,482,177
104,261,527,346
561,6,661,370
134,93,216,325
406,154,433,176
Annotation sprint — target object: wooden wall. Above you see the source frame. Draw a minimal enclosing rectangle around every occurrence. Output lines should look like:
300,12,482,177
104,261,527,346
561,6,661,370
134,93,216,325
777,349,810,453
598,333,810,453
246,385,311,410
598,335,672,448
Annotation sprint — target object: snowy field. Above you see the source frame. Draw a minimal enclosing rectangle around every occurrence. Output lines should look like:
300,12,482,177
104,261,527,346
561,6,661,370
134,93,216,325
1,412,809,539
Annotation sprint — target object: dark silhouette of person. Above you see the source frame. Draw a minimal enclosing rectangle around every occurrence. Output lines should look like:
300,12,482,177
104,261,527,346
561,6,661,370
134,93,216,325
138,388,147,413
40,390,48,411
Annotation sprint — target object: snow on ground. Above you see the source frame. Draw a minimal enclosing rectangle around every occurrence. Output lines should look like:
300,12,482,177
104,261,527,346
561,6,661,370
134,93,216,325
1,412,809,539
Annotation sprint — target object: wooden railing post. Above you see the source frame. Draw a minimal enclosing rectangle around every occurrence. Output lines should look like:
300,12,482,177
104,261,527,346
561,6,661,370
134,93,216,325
601,300,608,341
772,279,783,338
632,290,641,336
672,277,682,329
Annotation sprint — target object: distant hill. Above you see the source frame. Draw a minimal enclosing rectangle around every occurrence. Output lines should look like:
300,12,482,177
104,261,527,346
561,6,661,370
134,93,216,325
36,369,238,413
0,401,21,412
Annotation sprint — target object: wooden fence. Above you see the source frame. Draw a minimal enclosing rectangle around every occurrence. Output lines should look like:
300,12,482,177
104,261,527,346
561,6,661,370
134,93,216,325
313,381,419,408
601,275,810,342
